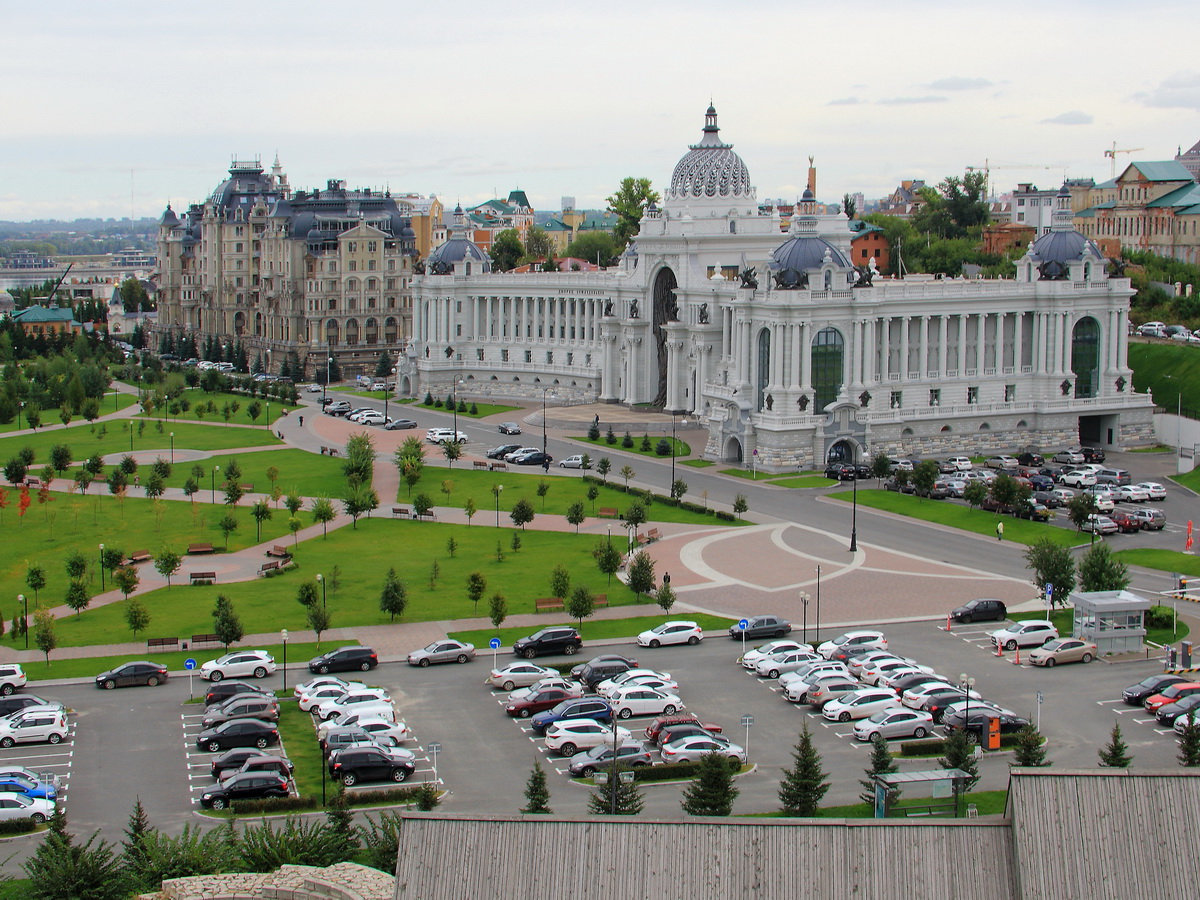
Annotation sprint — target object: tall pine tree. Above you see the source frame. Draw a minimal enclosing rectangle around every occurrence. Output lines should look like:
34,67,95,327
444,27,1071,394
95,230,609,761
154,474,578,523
520,760,552,814
859,733,901,807
778,723,829,816
1098,721,1133,767
681,752,739,816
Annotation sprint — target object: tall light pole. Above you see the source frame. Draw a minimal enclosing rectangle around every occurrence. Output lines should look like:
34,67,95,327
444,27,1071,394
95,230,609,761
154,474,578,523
19,594,27,649
98,544,105,591
959,673,976,744
671,414,688,497
384,366,397,423
799,591,811,645
815,565,822,644
542,387,552,455
494,484,503,527
316,573,326,609
211,465,219,504
453,378,461,441
170,432,174,464
280,629,289,692
849,443,859,552
17,401,23,431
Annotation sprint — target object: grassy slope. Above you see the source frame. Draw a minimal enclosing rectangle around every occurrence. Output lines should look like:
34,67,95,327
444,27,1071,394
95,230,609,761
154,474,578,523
1129,341,1200,411
134,388,300,426
0,420,281,463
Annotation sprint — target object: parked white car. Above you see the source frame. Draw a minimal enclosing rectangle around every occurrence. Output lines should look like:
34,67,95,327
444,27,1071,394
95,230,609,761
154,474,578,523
637,621,703,648
298,683,369,711
783,672,856,704
902,682,979,709
318,715,408,744
816,630,888,660
778,661,850,693
200,650,276,682
356,411,388,426
543,721,631,756
756,650,825,680
853,709,935,742
822,689,901,722
1137,482,1167,501
507,678,583,704
489,663,559,691
1112,485,1150,503
606,687,683,719
0,791,55,823
315,689,392,721
741,640,812,670
595,670,677,696
0,709,69,747
660,735,747,764
990,621,1059,651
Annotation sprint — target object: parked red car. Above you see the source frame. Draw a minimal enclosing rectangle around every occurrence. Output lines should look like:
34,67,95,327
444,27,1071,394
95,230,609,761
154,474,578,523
504,687,578,719
1108,511,1141,533
1144,682,1200,713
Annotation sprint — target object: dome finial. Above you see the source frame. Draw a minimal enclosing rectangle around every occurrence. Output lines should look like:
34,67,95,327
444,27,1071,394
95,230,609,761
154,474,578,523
704,104,718,134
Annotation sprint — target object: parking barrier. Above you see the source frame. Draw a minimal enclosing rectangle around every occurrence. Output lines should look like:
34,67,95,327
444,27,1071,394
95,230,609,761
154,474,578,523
945,614,952,630
1012,647,1021,665
995,642,1004,658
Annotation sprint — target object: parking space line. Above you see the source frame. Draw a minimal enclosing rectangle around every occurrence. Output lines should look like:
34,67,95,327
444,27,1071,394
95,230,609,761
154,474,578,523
1155,729,1176,735
1096,699,1123,706
1133,718,1157,725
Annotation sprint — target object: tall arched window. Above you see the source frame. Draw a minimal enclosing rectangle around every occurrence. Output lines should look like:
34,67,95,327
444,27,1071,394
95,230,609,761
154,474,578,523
812,327,844,412
1072,316,1100,398
756,328,770,411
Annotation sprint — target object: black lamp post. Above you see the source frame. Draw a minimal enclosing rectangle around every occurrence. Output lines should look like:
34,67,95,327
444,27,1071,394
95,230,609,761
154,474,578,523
849,444,859,552
800,591,810,645
453,378,461,441
17,402,23,431
281,629,288,692
211,465,219,504
494,485,503,527
99,543,105,591
542,387,552,455
19,594,27,650
317,573,326,609
170,432,174,464
815,565,822,645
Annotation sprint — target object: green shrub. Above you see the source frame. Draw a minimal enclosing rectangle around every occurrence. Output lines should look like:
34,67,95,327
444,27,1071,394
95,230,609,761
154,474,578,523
900,738,947,756
640,434,653,452
1147,605,1175,629
715,510,736,522
654,439,671,456
631,761,701,783
0,816,37,835
230,795,320,815
345,786,427,807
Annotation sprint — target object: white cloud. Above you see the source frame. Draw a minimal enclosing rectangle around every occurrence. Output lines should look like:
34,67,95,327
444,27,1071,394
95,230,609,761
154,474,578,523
1040,111,1093,125
1133,71,1200,110
827,97,861,106
927,77,993,90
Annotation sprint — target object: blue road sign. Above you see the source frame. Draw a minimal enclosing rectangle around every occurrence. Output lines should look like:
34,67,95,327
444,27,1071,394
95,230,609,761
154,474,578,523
489,638,501,650
739,619,749,630
184,658,197,670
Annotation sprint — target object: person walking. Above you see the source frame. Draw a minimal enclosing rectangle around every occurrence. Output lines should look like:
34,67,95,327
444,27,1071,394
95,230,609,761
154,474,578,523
996,521,1004,541
298,415,304,427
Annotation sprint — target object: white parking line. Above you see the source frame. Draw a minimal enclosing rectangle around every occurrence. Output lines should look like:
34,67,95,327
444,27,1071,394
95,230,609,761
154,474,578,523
1096,699,1124,706
1133,717,1157,725
1155,729,1176,735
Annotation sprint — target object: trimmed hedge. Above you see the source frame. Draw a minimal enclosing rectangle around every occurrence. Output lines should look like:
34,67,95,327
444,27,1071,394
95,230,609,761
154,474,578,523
633,761,701,783
345,786,427,807
230,795,320,814
715,510,736,522
0,817,38,835
898,732,1023,757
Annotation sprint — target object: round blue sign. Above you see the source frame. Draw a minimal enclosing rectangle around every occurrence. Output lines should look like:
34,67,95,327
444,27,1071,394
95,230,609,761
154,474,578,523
489,638,501,650
738,619,749,630
184,658,197,670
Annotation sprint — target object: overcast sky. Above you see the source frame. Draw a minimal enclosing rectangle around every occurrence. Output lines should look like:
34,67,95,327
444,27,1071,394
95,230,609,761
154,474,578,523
2,0,1197,222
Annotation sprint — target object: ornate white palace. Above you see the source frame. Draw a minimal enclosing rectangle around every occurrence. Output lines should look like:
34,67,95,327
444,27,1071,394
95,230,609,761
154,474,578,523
403,106,1154,471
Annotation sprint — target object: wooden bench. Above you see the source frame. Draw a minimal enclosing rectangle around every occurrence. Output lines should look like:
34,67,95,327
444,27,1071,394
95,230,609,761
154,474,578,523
535,597,565,612
241,483,254,492
260,559,290,576
636,533,649,545
594,594,608,608
473,460,489,469
147,637,179,651
189,571,217,585
25,478,40,489
646,528,662,543
598,507,619,519
190,633,221,647
392,506,410,518
489,462,507,471
124,550,152,566
414,510,437,522
187,543,214,555
266,545,290,558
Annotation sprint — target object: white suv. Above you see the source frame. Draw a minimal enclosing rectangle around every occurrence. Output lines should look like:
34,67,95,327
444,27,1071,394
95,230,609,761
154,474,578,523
990,621,1058,651
945,456,973,472
0,709,68,747
0,665,25,696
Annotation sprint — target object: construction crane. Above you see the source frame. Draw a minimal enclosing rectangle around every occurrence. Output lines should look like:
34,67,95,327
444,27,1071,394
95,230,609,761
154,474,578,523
964,160,1064,201
1104,142,1144,178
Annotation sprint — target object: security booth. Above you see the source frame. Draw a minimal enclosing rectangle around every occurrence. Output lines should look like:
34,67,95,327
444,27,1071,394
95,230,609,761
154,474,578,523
872,768,972,818
1070,590,1151,655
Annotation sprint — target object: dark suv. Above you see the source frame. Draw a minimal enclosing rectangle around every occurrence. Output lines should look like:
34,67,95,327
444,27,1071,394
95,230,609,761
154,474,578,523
1080,447,1106,463
575,656,639,690
328,746,414,786
512,627,582,659
530,697,612,735
307,646,378,674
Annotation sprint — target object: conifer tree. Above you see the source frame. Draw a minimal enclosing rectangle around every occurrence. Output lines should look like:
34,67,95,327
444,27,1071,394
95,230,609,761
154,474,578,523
778,724,829,816
520,760,553,814
1098,721,1132,767
681,752,739,816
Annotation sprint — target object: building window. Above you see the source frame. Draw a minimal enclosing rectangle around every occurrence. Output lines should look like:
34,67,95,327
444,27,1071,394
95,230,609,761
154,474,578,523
1005,384,1016,402
890,390,902,409
585,353,592,367
524,350,532,363
967,386,978,404
567,352,574,366
329,299,337,311
388,260,396,271
235,242,244,252
368,241,377,252
348,260,357,272
347,242,357,252
1072,317,1101,398
501,349,509,362
811,327,844,413
456,324,462,336
368,260,376,271
546,351,554,364
477,348,484,361
929,388,940,407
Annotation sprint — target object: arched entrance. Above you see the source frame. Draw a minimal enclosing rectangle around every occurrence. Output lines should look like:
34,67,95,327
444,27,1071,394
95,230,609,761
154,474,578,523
723,435,743,463
652,267,677,407
826,438,860,464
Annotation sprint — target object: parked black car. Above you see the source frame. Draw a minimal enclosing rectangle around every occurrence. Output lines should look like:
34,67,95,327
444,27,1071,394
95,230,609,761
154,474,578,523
328,746,415,786
1017,452,1045,467
200,772,289,809
530,697,613,735
1081,447,1106,463
727,615,792,640
210,747,274,780
512,627,582,659
1155,694,1200,726
487,444,522,459
0,695,56,719
574,655,639,690
824,464,855,481
204,680,270,708
307,646,378,674
944,711,1029,743
1122,674,1187,706
513,451,553,467
196,718,280,753
95,661,169,690
949,598,1008,624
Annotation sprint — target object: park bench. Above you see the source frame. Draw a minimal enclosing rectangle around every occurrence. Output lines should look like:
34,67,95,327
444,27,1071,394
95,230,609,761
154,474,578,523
147,637,179,651
594,594,608,608
260,559,289,576
319,446,341,457
535,597,565,612
189,571,217,585
413,509,437,522
489,462,507,471
473,460,489,469
190,633,221,648
187,543,214,555
598,507,619,519
392,507,410,518
266,545,290,558
124,550,152,565
25,477,40,489
645,528,662,543
636,533,649,545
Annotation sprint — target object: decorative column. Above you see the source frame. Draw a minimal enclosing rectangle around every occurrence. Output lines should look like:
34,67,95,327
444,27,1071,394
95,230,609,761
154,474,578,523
900,316,910,379
664,322,689,413
956,315,967,374
598,318,620,403
938,315,948,376
919,315,929,377
800,322,812,392
975,313,986,375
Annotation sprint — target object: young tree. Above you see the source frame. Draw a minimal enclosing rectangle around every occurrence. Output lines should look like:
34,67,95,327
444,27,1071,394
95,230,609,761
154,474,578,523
32,606,57,665
24,825,127,900
511,531,522,553
860,733,901,806
429,559,441,589
222,480,245,509
624,501,648,531
65,581,90,616
681,752,739,816
1079,542,1131,592
379,568,408,622
597,457,612,482
510,497,535,529
143,471,165,501
489,592,508,632
938,728,980,790
1024,537,1076,608
312,497,337,537
671,478,688,501
342,484,379,528
64,551,88,583
567,585,596,633
656,579,676,614
440,479,454,505
549,564,571,600
446,536,458,558
113,565,139,602
414,493,434,518
464,497,477,526
1178,711,1200,767
307,602,332,647
250,499,273,542
212,594,244,648
586,484,600,512
125,597,150,636
154,547,182,589
49,443,72,474
989,473,1018,510
466,572,487,614
324,783,359,862
297,580,319,608
619,465,635,488
536,479,550,510
285,491,304,517
566,501,586,533
25,563,46,604
521,759,553,814
442,440,463,468
963,479,988,509
218,513,239,550
778,723,829,816
1067,492,1098,531
1012,724,1049,767
870,452,892,481
626,550,656,597
587,763,645,815
733,493,749,519
1098,721,1132,767
100,546,124,582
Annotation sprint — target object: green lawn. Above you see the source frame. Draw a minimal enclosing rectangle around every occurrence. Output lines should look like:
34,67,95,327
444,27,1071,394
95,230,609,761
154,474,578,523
1112,547,1200,578
415,399,522,418
162,448,349,499
571,435,690,459
1174,468,1200,492
1011,606,1188,646
19,639,357,683
135,388,300,427
681,459,714,468
398,467,740,526
450,612,736,648
0,420,281,465
828,490,1086,547
33,518,651,648
0,393,139,435
719,469,797,481
278,700,326,800
0,492,300,613
1129,342,1200,412
769,475,838,489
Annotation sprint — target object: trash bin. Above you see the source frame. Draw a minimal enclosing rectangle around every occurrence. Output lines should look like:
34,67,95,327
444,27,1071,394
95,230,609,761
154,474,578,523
985,716,1001,751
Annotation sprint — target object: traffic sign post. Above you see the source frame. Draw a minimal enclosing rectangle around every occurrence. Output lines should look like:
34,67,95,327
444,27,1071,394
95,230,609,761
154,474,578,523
738,619,748,661
428,741,442,785
740,714,754,759
1044,583,1053,620
489,637,501,668
1036,690,1044,731
185,658,196,699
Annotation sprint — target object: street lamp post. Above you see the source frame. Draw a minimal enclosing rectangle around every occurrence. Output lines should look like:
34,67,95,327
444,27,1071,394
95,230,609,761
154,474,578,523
494,485,503,527
99,544,105,591
959,673,976,741
280,629,288,692
265,403,270,429
17,402,24,431
671,414,688,497
815,565,822,645
316,573,326,609
19,594,27,650
799,591,811,645
211,465,219,504
850,444,859,552
542,387,552,456
453,378,461,441
170,432,174,464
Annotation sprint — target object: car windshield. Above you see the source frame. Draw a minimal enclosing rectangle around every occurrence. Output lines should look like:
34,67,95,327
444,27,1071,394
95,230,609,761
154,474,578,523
1041,640,1065,651
421,642,442,652
1002,624,1024,633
